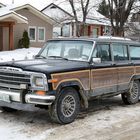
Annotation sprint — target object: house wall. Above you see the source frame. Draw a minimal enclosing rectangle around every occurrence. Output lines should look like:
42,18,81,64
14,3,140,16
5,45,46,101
14,8,53,48
3,27,9,51
0,27,3,51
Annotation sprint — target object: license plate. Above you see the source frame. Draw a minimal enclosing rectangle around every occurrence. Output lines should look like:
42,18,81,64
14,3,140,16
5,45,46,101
0,94,11,103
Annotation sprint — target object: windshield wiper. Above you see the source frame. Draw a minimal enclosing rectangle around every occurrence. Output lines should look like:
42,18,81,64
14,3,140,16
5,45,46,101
48,56,68,60
35,55,47,59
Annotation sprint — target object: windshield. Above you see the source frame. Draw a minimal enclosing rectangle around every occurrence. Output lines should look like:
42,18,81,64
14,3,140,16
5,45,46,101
38,40,94,61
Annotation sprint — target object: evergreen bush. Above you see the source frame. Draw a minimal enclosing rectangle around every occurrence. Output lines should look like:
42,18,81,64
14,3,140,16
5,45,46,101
18,30,30,48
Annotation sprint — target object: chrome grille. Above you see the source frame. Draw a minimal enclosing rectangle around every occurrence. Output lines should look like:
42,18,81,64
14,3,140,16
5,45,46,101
0,67,30,90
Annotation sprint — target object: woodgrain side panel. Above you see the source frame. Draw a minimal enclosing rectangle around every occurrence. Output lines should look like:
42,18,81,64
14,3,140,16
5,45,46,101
135,66,140,74
51,70,90,90
91,68,118,89
118,67,134,84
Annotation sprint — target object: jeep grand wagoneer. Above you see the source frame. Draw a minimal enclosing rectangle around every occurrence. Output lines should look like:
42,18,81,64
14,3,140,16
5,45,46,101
0,37,140,124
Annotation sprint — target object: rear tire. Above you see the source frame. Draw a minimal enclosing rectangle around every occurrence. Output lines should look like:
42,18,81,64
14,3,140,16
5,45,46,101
49,87,80,124
122,80,140,105
0,107,17,112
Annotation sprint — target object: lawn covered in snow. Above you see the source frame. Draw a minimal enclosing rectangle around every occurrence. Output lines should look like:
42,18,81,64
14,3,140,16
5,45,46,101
0,47,41,63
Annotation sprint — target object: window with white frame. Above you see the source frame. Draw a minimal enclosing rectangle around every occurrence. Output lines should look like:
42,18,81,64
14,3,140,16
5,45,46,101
38,27,45,42
29,26,36,41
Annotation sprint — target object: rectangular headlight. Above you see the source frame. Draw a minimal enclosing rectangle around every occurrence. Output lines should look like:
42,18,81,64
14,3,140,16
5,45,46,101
34,77,44,87
31,73,48,91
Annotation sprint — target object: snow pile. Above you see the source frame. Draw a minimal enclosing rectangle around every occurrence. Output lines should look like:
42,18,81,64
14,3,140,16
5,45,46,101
0,47,41,63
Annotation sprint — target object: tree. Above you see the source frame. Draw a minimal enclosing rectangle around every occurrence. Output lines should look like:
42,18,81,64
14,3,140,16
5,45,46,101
68,0,90,36
18,30,30,48
22,30,30,48
98,0,110,18
126,11,140,41
108,0,137,36
55,0,102,36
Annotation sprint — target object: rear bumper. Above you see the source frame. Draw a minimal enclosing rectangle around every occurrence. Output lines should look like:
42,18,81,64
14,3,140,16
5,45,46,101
0,89,55,106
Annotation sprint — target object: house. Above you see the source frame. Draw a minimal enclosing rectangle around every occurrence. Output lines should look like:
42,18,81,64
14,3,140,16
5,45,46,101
41,3,74,37
0,3,55,51
42,3,111,37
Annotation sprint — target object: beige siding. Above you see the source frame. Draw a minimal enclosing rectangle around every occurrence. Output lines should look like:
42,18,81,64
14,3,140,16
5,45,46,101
3,27,9,51
14,9,53,48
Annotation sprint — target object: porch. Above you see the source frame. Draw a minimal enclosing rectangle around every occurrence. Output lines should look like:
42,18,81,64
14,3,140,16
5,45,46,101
0,8,28,51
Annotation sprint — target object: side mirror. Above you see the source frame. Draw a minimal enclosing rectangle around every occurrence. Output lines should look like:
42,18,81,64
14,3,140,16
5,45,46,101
92,58,101,64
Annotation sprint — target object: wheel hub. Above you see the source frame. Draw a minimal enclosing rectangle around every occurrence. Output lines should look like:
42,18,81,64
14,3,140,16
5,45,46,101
131,82,139,99
61,95,76,118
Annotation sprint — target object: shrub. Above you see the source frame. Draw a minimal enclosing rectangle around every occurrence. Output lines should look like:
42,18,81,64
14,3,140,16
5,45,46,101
18,30,30,48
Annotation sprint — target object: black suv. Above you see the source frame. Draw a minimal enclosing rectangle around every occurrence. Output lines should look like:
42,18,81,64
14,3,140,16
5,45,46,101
0,37,140,124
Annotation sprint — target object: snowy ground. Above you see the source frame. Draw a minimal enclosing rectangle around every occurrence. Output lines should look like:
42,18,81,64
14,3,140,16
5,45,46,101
0,47,41,62
1,96,140,140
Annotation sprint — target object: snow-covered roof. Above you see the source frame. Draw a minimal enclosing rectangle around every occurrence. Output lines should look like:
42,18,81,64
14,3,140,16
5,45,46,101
0,2,5,8
42,3,73,24
42,2,111,26
0,5,28,23
0,3,55,25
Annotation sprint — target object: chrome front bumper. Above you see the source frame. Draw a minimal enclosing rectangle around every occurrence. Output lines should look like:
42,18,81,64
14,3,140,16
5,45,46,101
0,89,20,102
25,94,55,105
0,89,55,105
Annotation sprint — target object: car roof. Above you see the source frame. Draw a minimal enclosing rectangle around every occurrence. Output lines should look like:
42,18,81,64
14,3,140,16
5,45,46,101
49,37,140,46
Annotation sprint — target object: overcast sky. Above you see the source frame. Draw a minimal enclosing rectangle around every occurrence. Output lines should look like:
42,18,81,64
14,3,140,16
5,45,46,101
0,0,53,10
0,0,102,10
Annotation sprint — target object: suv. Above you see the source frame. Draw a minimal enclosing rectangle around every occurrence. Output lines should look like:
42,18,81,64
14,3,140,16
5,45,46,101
0,37,140,124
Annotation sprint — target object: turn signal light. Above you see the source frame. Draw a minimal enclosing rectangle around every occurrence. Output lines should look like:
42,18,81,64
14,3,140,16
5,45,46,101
35,91,46,96
48,79,58,83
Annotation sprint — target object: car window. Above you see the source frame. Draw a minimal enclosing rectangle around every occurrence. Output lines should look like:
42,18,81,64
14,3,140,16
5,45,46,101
92,44,111,61
113,44,128,61
129,45,140,60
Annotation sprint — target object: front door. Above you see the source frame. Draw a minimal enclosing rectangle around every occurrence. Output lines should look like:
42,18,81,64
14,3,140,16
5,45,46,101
90,43,118,97
92,28,98,38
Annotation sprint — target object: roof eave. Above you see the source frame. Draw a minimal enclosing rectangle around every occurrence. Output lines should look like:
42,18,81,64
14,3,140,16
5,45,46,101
0,12,28,24
11,4,56,25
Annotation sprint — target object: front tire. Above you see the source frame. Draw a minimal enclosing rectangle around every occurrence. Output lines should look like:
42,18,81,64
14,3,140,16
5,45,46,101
122,80,140,105
49,87,80,124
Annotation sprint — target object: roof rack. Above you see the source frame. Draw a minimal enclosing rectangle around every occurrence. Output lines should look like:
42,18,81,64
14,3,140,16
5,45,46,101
98,36,131,41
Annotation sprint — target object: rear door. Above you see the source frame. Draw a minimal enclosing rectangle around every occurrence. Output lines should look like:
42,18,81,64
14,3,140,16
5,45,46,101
112,43,135,91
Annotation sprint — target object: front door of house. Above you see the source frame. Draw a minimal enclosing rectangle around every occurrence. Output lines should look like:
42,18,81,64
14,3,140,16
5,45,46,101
92,28,98,37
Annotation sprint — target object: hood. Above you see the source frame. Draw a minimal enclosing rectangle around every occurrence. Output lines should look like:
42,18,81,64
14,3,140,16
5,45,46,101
0,59,90,74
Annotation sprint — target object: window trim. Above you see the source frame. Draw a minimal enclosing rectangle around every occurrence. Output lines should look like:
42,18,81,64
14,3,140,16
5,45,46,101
28,26,36,42
92,43,112,62
112,43,129,62
38,27,45,42
129,45,140,61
